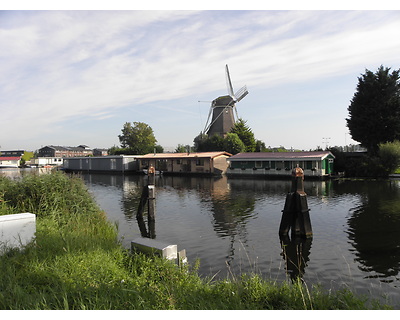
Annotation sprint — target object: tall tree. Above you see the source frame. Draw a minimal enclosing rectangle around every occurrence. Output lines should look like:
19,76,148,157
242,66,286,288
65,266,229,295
230,118,256,152
118,121,157,155
346,66,400,154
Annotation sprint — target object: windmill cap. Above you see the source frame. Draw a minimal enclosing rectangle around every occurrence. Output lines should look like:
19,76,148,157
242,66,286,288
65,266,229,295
213,95,235,106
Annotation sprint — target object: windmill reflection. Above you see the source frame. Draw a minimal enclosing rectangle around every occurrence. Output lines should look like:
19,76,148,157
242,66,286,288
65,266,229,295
280,234,312,281
207,176,255,265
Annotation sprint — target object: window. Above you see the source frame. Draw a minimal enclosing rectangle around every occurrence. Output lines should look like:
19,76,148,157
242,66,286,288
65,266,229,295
110,158,116,170
196,158,205,166
255,161,263,168
141,160,149,167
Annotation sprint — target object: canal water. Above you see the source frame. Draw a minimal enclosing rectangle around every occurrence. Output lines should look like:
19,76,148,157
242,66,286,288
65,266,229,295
79,173,400,308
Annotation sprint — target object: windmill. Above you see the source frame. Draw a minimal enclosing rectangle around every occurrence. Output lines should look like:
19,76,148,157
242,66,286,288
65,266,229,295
203,65,249,137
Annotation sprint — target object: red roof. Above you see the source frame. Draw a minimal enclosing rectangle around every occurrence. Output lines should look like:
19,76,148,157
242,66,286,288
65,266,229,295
0,157,21,161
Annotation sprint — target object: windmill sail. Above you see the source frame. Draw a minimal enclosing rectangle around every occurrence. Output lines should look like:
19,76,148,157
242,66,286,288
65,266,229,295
235,85,248,102
226,64,235,98
203,65,248,137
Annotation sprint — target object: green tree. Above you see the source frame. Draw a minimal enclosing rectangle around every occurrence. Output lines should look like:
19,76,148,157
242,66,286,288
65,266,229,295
193,133,224,152
118,122,158,155
193,132,208,152
154,145,164,153
346,66,400,155
175,144,191,153
108,145,128,155
378,140,400,175
21,151,34,164
255,140,267,152
223,133,246,154
230,118,256,152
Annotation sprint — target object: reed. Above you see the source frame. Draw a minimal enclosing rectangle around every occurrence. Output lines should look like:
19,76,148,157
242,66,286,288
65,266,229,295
0,171,393,309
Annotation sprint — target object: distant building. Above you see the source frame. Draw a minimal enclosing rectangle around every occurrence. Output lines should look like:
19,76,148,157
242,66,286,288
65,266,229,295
30,157,64,167
63,155,141,173
93,148,109,156
0,150,24,168
138,152,232,176
37,145,93,158
227,151,335,178
0,156,21,168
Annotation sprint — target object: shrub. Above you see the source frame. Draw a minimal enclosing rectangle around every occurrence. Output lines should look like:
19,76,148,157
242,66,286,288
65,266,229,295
378,140,400,175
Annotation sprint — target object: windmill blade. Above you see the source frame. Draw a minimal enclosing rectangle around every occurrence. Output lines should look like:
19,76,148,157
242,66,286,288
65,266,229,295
235,85,248,102
203,104,214,133
233,105,239,120
225,64,235,98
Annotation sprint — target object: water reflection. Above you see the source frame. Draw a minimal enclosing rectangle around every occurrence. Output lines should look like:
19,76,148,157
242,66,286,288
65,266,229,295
157,176,256,264
346,180,400,280
280,235,312,281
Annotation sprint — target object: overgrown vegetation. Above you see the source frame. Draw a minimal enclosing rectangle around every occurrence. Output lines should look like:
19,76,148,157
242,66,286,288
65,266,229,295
331,140,400,177
0,172,392,309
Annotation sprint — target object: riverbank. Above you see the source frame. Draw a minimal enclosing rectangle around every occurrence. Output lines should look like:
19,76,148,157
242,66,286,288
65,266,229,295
0,171,393,309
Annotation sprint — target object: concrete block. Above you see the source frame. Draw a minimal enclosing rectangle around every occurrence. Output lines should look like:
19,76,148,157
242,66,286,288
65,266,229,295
131,237,177,260
0,213,36,254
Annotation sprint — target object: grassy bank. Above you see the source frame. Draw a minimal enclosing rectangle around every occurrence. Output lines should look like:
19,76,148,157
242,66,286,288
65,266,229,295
0,171,392,309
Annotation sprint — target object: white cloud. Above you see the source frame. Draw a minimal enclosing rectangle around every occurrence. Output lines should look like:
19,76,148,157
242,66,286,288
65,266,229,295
1,10,400,150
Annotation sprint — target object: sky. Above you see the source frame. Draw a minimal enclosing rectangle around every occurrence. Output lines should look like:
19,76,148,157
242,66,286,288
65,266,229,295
1,3,400,152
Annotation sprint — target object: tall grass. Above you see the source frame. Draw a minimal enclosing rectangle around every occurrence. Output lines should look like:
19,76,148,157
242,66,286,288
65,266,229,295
0,171,393,309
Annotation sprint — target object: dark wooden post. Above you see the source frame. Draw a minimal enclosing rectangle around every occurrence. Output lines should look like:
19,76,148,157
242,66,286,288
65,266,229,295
136,165,156,222
279,167,312,238
147,165,156,221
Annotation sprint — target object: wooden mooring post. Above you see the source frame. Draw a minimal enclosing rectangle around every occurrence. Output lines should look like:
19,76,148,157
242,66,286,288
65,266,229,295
136,166,156,237
279,167,313,238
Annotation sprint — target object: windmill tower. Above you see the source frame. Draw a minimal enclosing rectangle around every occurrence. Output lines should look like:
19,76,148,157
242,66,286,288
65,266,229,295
203,65,249,137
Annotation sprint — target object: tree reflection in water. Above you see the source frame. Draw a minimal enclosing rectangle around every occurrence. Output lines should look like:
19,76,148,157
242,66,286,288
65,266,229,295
346,180,400,280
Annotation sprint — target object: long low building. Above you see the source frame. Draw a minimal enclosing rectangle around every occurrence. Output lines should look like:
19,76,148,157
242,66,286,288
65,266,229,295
139,152,232,175
227,151,335,178
62,155,142,173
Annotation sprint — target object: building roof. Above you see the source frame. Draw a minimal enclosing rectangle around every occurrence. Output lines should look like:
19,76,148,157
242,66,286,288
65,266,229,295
40,145,92,151
0,157,21,161
141,152,232,159
64,155,142,160
229,151,334,161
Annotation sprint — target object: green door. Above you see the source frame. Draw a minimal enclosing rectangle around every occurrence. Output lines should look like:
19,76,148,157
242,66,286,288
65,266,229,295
323,157,334,174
